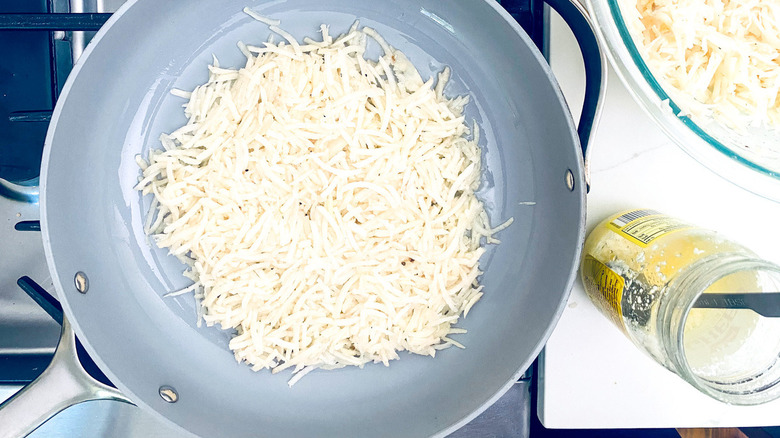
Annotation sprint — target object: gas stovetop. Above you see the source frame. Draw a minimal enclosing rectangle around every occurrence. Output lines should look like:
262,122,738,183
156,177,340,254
0,1,546,436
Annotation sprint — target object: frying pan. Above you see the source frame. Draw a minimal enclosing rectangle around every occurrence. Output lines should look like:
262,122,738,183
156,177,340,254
0,0,605,436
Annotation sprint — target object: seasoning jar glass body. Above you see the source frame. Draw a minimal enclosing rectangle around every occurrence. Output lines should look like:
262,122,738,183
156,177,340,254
581,209,780,405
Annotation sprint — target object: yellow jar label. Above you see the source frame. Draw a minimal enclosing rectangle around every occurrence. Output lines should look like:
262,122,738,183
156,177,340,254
607,209,692,247
582,256,626,331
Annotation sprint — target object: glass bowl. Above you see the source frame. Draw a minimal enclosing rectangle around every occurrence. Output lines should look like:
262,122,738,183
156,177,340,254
585,0,780,202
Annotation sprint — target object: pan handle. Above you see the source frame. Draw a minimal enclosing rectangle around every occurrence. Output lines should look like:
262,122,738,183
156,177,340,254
543,0,606,191
0,317,132,438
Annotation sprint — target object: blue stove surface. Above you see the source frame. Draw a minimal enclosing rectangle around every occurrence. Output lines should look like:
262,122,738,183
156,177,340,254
0,0,57,184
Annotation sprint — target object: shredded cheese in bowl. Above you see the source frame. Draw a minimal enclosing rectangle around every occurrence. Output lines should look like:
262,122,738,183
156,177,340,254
622,0,780,130
134,14,511,385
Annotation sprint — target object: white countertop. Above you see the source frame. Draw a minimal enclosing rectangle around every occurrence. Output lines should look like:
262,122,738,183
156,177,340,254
538,12,780,429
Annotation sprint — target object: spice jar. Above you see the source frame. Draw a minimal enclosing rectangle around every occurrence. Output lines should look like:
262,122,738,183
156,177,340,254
581,209,780,405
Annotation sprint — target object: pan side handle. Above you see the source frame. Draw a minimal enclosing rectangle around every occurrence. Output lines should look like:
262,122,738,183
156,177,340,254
543,0,607,191
0,317,132,438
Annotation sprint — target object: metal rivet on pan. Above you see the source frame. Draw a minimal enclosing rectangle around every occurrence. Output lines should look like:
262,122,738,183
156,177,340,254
74,272,89,294
159,386,179,403
565,169,575,191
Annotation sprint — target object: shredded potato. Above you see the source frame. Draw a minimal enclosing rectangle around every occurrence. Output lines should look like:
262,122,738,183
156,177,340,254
134,17,511,384
622,0,780,129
